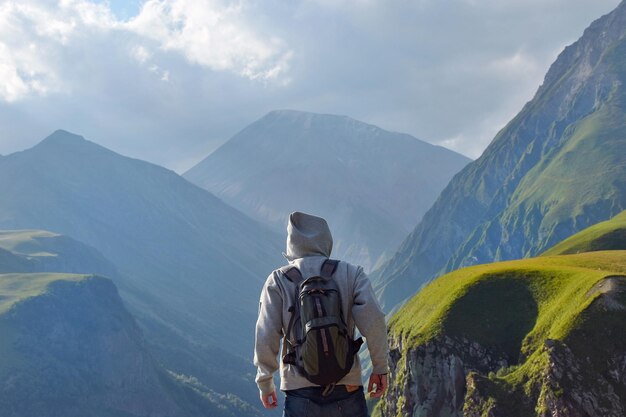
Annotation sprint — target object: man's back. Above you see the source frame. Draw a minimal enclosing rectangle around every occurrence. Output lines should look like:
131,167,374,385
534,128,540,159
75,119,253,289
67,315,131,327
254,211,389,415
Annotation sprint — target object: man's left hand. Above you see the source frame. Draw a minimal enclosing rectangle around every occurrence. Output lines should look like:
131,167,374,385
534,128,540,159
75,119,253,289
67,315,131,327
367,373,388,399
260,391,278,409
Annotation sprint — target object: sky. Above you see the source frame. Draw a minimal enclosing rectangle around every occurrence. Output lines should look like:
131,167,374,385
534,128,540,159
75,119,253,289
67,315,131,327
0,0,622,172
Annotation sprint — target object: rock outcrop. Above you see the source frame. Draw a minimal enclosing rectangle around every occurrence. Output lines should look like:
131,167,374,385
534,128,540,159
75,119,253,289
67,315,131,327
382,335,508,417
381,336,626,417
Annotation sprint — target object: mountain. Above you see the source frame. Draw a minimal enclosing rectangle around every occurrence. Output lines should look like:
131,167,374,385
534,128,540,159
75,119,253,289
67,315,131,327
373,1,626,311
184,110,470,271
0,272,258,417
0,132,284,413
542,210,626,256
376,247,626,417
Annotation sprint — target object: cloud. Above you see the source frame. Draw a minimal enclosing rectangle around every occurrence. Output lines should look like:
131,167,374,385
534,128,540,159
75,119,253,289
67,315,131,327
0,0,292,103
127,0,292,80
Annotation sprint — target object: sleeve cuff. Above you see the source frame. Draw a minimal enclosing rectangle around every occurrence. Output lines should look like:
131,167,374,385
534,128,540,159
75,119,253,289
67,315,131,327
372,364,389,375
257,378,276,396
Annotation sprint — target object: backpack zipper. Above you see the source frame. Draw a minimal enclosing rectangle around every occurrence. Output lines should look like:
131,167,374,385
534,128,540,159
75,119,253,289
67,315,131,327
315,297,330,356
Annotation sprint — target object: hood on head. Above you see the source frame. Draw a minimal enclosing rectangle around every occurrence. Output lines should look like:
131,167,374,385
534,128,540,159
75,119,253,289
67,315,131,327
284,211,333,261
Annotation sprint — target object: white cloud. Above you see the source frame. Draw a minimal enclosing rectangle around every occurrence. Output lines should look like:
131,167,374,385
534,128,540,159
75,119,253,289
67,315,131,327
126,0,292,80
131,45,152,63
0,0,292,102
0,0,116,102
486,51,541,78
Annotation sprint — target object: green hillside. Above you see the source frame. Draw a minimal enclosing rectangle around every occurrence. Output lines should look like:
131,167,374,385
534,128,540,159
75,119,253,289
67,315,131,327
0,230,58,256
0,230,120,276
0,272,87,314
0,273,259,417
381,250,626,416
542,210,626,256
390,251,626,352
0,272,89,379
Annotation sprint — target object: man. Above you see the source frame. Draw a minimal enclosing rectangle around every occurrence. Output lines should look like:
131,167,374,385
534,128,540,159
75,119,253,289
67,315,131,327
254,211,389,416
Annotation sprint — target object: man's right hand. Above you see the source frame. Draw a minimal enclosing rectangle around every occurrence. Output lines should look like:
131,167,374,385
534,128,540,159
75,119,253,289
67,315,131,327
260,391,278,409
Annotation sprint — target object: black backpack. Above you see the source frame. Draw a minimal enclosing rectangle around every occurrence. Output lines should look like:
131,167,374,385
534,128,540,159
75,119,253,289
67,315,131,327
281,259,364,387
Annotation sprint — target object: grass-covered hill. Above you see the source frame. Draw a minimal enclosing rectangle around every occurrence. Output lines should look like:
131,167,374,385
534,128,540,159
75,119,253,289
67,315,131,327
0,272,259,417
379,248,626,417
0,230,119,276
542,210,626,256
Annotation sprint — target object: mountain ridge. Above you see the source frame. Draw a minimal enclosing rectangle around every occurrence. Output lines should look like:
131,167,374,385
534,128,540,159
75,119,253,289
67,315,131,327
373,0,626,311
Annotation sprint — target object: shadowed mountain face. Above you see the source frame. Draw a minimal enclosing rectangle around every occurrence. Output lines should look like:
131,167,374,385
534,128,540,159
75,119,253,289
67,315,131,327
184,110,470,271
0,133,284,413
373,0,626,312
0,273,259,417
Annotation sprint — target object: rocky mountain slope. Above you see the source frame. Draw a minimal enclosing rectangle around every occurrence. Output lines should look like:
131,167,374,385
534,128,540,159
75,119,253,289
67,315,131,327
373,0,626,312
377,232,626,417
0,133,284,414
184,110,470,271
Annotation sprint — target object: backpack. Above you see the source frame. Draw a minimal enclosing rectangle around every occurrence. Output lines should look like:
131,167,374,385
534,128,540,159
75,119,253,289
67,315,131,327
281,259,364,387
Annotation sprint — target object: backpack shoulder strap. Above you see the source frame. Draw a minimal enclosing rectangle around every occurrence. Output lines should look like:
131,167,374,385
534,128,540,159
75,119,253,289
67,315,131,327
320,259,339,279
281,265,304,348
282,266,304,283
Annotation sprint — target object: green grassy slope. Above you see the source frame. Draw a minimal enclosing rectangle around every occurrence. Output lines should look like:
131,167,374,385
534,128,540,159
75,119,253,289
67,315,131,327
542,210,626,256
391,251,626,352
386,250,626,416
0,230,120,277
0,230,59,256
0,272,87,314
0,272,89,379
0,273,260,417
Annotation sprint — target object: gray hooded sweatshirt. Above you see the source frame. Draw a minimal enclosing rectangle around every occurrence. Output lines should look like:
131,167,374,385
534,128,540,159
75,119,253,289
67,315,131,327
254,212,389,395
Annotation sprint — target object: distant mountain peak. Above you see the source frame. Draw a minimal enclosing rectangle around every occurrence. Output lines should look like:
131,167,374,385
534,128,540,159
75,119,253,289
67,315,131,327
32,130,120,160
38,129,88,147
260,109,374,130
265,109,349,119
185,110,470,271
